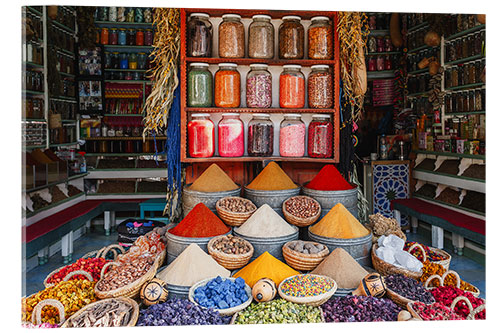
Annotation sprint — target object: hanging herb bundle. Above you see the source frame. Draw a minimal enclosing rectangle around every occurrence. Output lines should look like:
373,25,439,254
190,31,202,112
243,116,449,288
143,8,181,136
337,12,369,124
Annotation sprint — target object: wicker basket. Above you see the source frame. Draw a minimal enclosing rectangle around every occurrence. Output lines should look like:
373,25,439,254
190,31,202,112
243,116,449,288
230,305,326,324
207,236,254,270
282,240,329,271
407,242,452,270
61,297,139,327
215,197,257,227
282,196,321,227
278,274,337,306
371,244,423,280
29,299,66,326
44,269,94,288
407,296,485,320
82,244,125,260
188,277,253,316
424,270,480,297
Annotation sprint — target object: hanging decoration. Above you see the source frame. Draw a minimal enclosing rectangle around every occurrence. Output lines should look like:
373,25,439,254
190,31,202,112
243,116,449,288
142,8,181,136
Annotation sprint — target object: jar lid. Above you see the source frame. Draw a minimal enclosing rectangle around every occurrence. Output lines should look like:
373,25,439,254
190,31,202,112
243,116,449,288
284,113,302,118
249,63,269,69
312,114,331,119
190,62,209,67
311,64,330,70
218,63,238,67
311,16,330,22
283,64,302,69
191,113,210,117
221,113,240,117
190,13,210,18
253,113,271,118
252,14,272,20
282,15,301,20
222,13,241,20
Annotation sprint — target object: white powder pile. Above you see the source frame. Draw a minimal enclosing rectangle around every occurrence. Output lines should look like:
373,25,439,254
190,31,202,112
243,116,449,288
235,204,296,238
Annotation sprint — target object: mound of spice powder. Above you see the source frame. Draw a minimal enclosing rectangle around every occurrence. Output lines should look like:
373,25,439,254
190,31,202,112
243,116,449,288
246,161,297,190
169,203,230,237
280,274,336,297
305,165,354,191
310,203,369,239
189,164,239,192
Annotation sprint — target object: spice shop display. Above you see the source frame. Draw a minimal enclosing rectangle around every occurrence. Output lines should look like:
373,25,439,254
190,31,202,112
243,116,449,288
188,113,215,158
188,63,213,107
246,161,297,191
460,190,485,213
420,263,479,295
321,296,400,322
404,241,450,268
189,163,239,192
309,203,369,239
279,65,305,108
308,114,333,158
219,14,245,58
233,299,323,324
279,16,305,59
305,164,355,191
235,203,296,238
215,63,240,107
248,15,274,59
218,113,244,157
462,163,485,179
169,203,231,238
246,64,272,108
308,65,333,108
308,16,333,59
187,13,213,57
436,187,461,205
247,114,274,156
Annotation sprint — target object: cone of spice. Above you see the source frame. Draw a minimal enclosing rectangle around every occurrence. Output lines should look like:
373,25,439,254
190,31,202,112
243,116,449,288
189,164,239,192
233,251,299,288
310,203,370,239
169,203,230,238
305,165,355,191
235,204,296,238
311,248,368,289
247,162,297,191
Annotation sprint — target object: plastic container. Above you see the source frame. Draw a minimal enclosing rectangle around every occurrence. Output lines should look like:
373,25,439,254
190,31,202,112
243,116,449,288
187,63,213,107
215,63,240,108
247,113,274,157
308,114,333,158
246,64,272,108
279,16,304,59
218,113,244,157
308,65,333,108
187,113,215,158
308,16,333,59
187,13,213,57
279,65,305,108
219,14,245,58
248,15,274,59
279,114,305,157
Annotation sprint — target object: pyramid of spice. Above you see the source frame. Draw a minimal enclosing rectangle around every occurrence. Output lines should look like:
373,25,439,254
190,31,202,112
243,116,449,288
247,162,297,190
305,165,355,191
156,243,230,287
169,203,230,237
233,251,299,288
311,248,368,289
310,203,370,239
236,204,296,237
189,163,239,192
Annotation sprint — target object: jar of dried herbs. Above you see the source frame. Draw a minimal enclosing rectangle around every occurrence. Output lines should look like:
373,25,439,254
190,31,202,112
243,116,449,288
248,15,274,59
219,14,245,58
279,16,304,59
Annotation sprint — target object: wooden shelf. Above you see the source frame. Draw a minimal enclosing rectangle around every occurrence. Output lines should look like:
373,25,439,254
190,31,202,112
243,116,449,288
83,136,166,141
366,51,401,56
445,83,485,92
182,156,339,163
103,45,154,52
23,90,44,96
413,194,485,218
407,91,429,98
408,45,438,54
105,80,152,84
366,70,396,79
413,150,485,160
50,96,77,102
59,71,76,78
22,118,46,122
183,8,336,20
94,21,154,28
445,24,485,41
185,57,336,67
23,61,44,69
444,111,485,117
85,153,158,156
24,173,88,194
413,169,485,193
50,19,75,34
49,142,79,148
103,113,143,117
185,107,335,114
444,54,484,66
86,169,166,179
104,68,149,72
25,6,42,17
368,29,390,36
414,168,484,184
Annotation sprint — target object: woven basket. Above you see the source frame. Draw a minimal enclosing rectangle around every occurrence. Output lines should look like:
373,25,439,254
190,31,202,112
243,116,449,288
407,296,485,320
82,244,125,260
424,270,480,298
61,297,139,327
230,305,326,324
282,240,329,271
407,242,452,270
371,244,423,280
29,299,66,326
188,277,253,316
94,254,161,299
282,196,321,227
215,197,256,227
44,269,94,288
278,274,337,306
207,236,254,270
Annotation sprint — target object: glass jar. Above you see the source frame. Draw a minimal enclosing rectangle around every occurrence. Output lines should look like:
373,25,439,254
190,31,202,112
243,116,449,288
308,114,333,158
136,29,144,46
248,15,274,59
451,67,458,87
468,90,476,112
144,8,153,23
456,92,463,112
279,16,305,59
279,114,305,157
385,36,393,52
137,52,147,69
111,52,119,69
475,89,483,111
447,41,456,62
109,28,118,45
214,63,240,108
109,7,117,21
248,113,274,156
246,64,272,108
145,29,154,46
100,28,109,45
308,16,333,60
135,8,144,23
468,62,476,84
127,29,136,45
376,36,385,53
188,63,213,107
128,53,138,69
461,36,469,59
118,28,127,45
125,8,135,23
463,63,470,85
384,55,393,70
117,7,126,22
187,13,213,57
455,39,462,60
462,92,469,112
368,36,376,53
279,64,305,108
104,51,111,69
218,14,245,58
367,56,376,71
376,55,385,71
475,61,482,83
119,53,128,69
308,65,333,108
188,113,215,158
218,113,244,157
445,94,452,113
457,65,464,86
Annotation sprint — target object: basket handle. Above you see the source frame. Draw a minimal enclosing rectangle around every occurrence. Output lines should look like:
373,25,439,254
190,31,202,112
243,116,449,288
424,274,443,288
100,244,125,260
407,243,427,263
63,270,94,282
32,299,65,325
95,246,107,258
100,261,120,278
450,296,474,316
467,303,486,320
442,270,461,288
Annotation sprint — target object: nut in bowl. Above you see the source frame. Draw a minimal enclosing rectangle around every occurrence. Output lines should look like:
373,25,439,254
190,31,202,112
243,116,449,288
278,273,337,306
207,234,254,270
282,195,321,227
216,196,257,227
282,240,329,271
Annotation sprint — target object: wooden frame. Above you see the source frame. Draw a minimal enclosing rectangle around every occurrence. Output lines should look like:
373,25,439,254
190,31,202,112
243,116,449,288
179,8,340,163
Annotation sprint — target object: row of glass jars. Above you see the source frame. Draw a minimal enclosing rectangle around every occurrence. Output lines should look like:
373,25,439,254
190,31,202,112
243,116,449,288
99,28,154,46
367,35,394,53
407,48,439,73
445,30,485,63
444,60,485,88
96,7,153,23
188,63,333,109
104,52,149,70
84,139,162,154
444,89,485,113
366,55,395,72
408,73,431,94
188,13,333,60
24,71,44,92
188,113,333,158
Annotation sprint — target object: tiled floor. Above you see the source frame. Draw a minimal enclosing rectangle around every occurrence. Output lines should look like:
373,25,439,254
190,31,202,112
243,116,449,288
23,226,486,298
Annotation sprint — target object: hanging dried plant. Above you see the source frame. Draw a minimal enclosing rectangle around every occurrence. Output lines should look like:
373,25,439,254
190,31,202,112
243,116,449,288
143,8,181,136
337,12,369,123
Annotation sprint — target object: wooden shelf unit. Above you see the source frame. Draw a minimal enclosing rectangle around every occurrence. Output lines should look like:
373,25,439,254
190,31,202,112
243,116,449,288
179,8,340,163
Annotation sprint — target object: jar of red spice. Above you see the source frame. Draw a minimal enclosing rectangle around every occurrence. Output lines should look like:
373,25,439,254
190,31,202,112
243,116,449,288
376,55,385,71
308,16,333,60
218,113,244,157
308,114,333,158
279,114,306,157
100,28,109,45
215,63,240,108
308,65,333,108
219,14,245,58
136,29,144,46
188,113,215,158
279,64,305,108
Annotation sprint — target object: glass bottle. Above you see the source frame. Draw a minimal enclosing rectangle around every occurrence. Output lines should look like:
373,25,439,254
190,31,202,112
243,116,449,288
308,16,333,59
279,16,305,59
468,62,476,84
187,13,213,57
188,113,214,158
187,62,213,107
308,114,333,158
218,14,245,58
246,64,272,108
279,114,306,157
248,15,274,59
368,36,376,53
248,113,274,157
218,113,244,157
307,65,333,109
462,36,469,59
128,53,138,69
385,35,393,51
384,55,393,70
368,56,376,71
279,64,305,108
214,63,240,108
